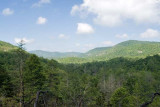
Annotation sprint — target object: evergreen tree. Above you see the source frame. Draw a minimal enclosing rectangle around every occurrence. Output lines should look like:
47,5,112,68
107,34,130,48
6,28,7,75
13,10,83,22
24,54,45,101
0,64,13,97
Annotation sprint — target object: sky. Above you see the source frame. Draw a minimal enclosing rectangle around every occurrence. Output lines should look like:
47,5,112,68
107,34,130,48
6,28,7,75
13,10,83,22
0,0,160,52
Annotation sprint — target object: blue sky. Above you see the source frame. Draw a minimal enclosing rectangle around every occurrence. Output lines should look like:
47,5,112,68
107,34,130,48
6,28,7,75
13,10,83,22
0,0,160,52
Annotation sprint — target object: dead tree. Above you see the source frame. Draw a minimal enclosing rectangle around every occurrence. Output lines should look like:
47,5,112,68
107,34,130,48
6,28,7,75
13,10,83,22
141,93,160,107
34,91,48,107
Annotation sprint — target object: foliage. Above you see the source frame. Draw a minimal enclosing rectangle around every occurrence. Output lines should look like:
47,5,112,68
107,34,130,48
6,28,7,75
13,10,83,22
24,54,46,101
1,40,160,106
0,63,13,97
0,41,17,52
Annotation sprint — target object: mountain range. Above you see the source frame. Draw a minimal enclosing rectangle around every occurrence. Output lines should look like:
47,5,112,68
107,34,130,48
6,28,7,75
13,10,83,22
30,40,160,63
1,40,160,63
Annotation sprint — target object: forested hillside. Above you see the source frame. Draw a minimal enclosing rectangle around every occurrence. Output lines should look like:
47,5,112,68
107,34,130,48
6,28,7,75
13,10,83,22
0,41,17,52
1,41,160,106
30,40,160,63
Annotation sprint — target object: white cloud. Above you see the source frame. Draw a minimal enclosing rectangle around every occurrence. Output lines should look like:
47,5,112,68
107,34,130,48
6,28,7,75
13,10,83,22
71,5,79,15
14,38,34,44
102,41,114,46
58,34,69,39
72,0,160,27
116,34,129,39
77,23,94,34
37,17,47,24
140,29,160,38
71,5,88,18
32,0,51,7
2,8,14,16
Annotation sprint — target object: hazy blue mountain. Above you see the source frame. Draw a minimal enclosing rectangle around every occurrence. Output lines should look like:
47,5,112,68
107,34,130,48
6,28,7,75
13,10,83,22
29,50,84,59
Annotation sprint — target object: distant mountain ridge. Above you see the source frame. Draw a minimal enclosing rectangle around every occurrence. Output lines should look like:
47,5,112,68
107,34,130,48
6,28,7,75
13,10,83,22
29,47,112,59
1,40,160,63
29,50,84,59
30,40,160,63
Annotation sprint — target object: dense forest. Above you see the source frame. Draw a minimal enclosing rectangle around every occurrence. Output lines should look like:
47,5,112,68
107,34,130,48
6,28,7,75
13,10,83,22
0,41,160,107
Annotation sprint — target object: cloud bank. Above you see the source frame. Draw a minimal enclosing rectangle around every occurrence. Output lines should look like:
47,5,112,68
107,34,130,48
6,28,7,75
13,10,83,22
72,0,160,27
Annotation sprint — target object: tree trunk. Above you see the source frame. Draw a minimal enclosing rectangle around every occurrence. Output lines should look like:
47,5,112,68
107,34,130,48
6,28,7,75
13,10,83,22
34,91,48,107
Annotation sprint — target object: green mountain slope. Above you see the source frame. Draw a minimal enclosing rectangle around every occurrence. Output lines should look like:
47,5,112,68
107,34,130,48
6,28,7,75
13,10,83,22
0,41,17,52
86,47,111,57
1,40,160,63
93,40,160,60
58,40,160,63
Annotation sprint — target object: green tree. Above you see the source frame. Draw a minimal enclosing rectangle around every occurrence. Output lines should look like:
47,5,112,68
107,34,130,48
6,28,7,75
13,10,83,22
0,64,13,97
17,40,26,107
110,87,128,106
24,54,45,101
44,59,63,106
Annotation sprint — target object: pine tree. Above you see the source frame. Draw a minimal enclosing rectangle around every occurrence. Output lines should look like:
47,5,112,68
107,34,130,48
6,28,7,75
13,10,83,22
16,40,26,107
24,54,45,101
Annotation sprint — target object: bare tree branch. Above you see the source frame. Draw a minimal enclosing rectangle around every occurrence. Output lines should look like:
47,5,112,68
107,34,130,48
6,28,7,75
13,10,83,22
34,91,48,107
141,93,160,107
